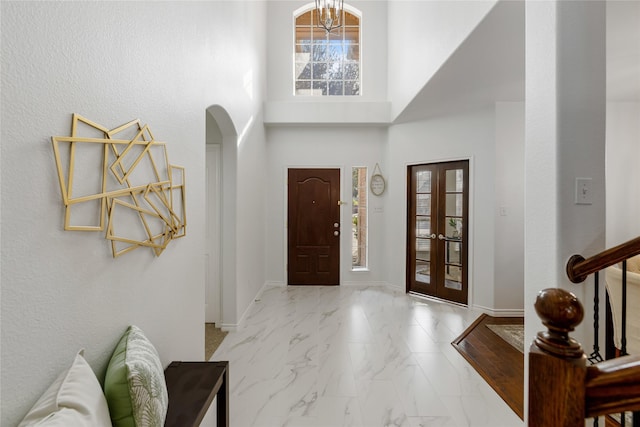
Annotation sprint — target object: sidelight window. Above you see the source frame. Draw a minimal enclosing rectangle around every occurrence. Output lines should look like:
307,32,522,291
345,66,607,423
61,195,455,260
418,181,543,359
352,167,367,269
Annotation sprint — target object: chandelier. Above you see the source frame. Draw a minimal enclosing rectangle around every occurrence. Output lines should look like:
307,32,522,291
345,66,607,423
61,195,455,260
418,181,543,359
315,0,344,33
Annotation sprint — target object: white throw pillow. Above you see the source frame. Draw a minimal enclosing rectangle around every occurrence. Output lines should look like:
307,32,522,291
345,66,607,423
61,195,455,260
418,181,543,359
17,349,112,427
626,254,640,273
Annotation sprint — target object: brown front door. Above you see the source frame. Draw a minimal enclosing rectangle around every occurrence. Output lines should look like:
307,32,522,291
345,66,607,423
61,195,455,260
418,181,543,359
407,161,469,304
288,168,341,285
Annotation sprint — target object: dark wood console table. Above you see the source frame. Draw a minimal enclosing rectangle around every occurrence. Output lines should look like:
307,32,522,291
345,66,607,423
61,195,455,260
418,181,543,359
164,361,229,427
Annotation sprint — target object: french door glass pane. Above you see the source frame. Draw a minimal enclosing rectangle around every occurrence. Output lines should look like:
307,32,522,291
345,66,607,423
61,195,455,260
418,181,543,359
416,259,431,284
445,193,463,216
447,241,461,264
417,194,431,215
416,237,430,254
445,169,464,238
444,265,462,290
446,218,462,238
446,169,464,192
416,217,431,237
417,171,431,192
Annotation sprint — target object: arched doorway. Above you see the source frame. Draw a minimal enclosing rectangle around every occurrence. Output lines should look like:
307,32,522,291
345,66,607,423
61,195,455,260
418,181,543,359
205,105,238,329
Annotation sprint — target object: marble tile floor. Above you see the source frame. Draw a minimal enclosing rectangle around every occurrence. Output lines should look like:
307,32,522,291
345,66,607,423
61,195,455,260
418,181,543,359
211,284,525,427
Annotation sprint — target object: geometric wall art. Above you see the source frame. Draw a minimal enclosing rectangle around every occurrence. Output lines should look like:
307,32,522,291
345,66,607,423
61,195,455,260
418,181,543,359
51,114,186,257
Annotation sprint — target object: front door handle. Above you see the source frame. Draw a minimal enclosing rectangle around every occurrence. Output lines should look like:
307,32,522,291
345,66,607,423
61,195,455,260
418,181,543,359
334,231,340,236
438,234,445,240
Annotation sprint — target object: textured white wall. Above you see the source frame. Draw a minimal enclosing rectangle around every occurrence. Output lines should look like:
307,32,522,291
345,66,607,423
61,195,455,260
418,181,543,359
494,102,525,312
524,2,606,393
265,126,387,285
606,102,640,247
387,0,497,120
265,108,526,314
605,0,640,248
385,108,497,310
0,2,266,425
236,115,268,324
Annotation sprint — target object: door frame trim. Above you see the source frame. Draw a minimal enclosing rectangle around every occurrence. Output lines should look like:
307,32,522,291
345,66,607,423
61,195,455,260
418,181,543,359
205,144,222,323
283,165,344,286
404,156,475,307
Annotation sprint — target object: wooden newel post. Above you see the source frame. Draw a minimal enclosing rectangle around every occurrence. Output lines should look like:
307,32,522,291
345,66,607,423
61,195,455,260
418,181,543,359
529,288,587,427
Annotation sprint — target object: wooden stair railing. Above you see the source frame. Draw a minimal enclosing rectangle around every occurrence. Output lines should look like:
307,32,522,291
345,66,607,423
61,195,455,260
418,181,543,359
567,236,640,367
586,355,640,417
566,236,640,284
529,288,640,426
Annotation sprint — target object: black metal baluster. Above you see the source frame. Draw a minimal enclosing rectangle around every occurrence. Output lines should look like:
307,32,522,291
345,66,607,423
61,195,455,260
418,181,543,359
621,260,629,427
622,260,628,356
590,272,602,427
589,271,604,364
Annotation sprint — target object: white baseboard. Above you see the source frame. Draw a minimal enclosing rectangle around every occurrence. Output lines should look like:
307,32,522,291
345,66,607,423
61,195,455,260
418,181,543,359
473,304,524,317
342,281,389,287
384,282,405,293
264,281,285,287
221,281,284,331
218,323,237,332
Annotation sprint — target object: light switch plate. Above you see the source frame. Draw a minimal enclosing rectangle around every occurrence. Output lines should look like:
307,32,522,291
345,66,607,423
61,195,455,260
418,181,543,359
575,178,593,205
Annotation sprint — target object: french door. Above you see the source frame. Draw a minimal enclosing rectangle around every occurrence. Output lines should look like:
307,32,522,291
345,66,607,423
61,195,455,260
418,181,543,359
407,161,469,304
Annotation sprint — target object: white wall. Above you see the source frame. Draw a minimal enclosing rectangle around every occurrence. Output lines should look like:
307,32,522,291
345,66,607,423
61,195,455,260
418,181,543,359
264,1,390,124
524,1,606,380
606,102,640,247
265,107,526,314
387,0,497,120
494,102,525,311
236,115,268,324
265,126,387,285
385,108,498,310
605,0,640,248
0,2,266,425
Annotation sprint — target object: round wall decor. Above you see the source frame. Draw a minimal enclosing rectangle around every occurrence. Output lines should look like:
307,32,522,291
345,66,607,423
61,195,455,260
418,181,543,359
370,163,386,196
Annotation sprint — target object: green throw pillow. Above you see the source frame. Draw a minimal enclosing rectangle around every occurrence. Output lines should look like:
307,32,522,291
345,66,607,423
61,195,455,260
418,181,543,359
104,325,168,427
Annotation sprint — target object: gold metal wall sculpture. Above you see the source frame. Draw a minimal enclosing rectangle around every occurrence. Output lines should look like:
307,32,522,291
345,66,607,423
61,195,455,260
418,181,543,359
52,114,186,257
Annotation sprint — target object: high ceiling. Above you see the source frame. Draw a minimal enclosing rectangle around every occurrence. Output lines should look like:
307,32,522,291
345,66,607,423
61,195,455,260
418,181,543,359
394,1,524,123
394,0,639,124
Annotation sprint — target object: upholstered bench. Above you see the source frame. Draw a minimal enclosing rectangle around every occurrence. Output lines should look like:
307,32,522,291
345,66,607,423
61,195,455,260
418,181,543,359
164,361,229,427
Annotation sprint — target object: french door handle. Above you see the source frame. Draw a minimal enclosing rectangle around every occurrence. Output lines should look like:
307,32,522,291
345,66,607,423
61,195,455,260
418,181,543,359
438,234,445,240
429,234,436,239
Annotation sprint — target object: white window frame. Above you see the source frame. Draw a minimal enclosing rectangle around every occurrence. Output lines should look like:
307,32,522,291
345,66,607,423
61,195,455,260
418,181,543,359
293,3,362,97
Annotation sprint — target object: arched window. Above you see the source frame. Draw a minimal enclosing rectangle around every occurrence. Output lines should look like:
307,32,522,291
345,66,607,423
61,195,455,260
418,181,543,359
294,6,361,96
